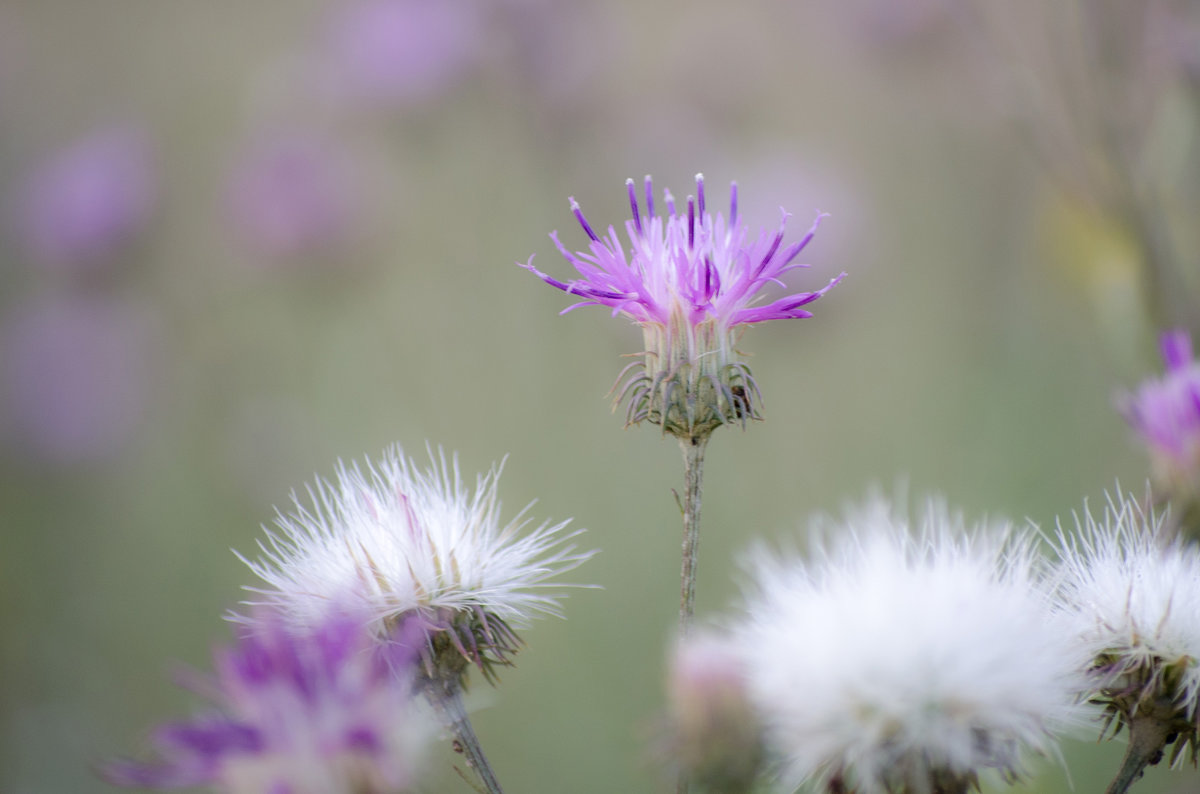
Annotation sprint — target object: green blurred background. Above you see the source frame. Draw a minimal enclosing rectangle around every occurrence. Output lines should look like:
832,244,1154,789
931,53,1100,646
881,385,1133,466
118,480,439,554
3,1,1199,792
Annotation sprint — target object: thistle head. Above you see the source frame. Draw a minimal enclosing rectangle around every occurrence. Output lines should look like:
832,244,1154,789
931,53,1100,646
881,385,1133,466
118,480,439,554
522,173,844,442
1052,490,1200,765
663,632,766,793
103,608,430,794
234,445,593,690
1119,329,1200,512
733,496,1085,794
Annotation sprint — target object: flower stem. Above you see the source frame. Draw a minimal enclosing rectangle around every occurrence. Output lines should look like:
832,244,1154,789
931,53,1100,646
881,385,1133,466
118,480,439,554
428,682,505,794
1104,713,1174,794
678,435,708,637
675,436,708,794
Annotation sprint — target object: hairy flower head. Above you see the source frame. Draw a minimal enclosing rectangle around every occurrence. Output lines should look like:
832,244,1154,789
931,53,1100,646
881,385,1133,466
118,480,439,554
522,174,844,440
104,609,429,794
236,445,592,686
1052,490,1200,763
735,496,1084,794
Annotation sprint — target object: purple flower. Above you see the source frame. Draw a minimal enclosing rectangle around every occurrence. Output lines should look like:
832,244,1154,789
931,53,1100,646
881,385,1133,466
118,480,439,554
104,610,428,793
522,174,844,439
832,0,954,47
1120,329,1200,500
11,125,155,273
226,131,359,263
324,0,483,107
664,634,764,791
0,294,153,465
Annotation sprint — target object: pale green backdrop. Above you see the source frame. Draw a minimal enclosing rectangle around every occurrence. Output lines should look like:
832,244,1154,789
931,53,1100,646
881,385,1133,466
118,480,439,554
2,2,1199,793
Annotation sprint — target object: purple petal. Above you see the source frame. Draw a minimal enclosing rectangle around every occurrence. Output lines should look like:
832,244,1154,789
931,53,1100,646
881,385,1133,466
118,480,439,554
524,178,841,336
730,272,845,325
155,719,262,757
520,257,636,304
345,725,383,752
626,178,642,236
570,197,600,242
1160,329,1193,372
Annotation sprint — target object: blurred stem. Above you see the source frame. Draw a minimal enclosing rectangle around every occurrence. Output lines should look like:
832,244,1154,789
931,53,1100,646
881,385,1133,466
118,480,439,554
428,682,505,794
1104,713,1173,794
678,436,708,638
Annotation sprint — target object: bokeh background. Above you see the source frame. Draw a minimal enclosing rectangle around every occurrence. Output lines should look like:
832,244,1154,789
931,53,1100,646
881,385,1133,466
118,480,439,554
3,1,1200,792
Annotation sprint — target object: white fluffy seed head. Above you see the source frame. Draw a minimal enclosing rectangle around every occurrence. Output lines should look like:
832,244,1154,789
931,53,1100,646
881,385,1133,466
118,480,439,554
736,495,1087,794
1053,491,1200,723
233,445,593,640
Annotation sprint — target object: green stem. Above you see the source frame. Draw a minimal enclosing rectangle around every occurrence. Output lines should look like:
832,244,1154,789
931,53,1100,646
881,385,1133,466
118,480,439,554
678,436,708,638
676,435,708,794
1105,714,1173,794
427,682,505,794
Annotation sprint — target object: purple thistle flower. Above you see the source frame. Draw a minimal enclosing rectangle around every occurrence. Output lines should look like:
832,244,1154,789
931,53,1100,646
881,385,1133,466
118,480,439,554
663,634,765,791
1119,329,1200,502
11,125,155,273
522,174,844,440
226,131,359,263
103,609,428,794
0,294,154,465
323,0,482,107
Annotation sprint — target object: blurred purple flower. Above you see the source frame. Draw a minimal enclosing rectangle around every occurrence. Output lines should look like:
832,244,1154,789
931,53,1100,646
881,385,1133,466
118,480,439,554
834,0,955,46
488,0,614,104
736,156,866,262
1,294,153,465
1120,329,1200,500
226,132,358,262
12,125,155,273
522,174,844,438
664,634,764,791
324,0,483,106
104,610,428,794
1151,1,1200,81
